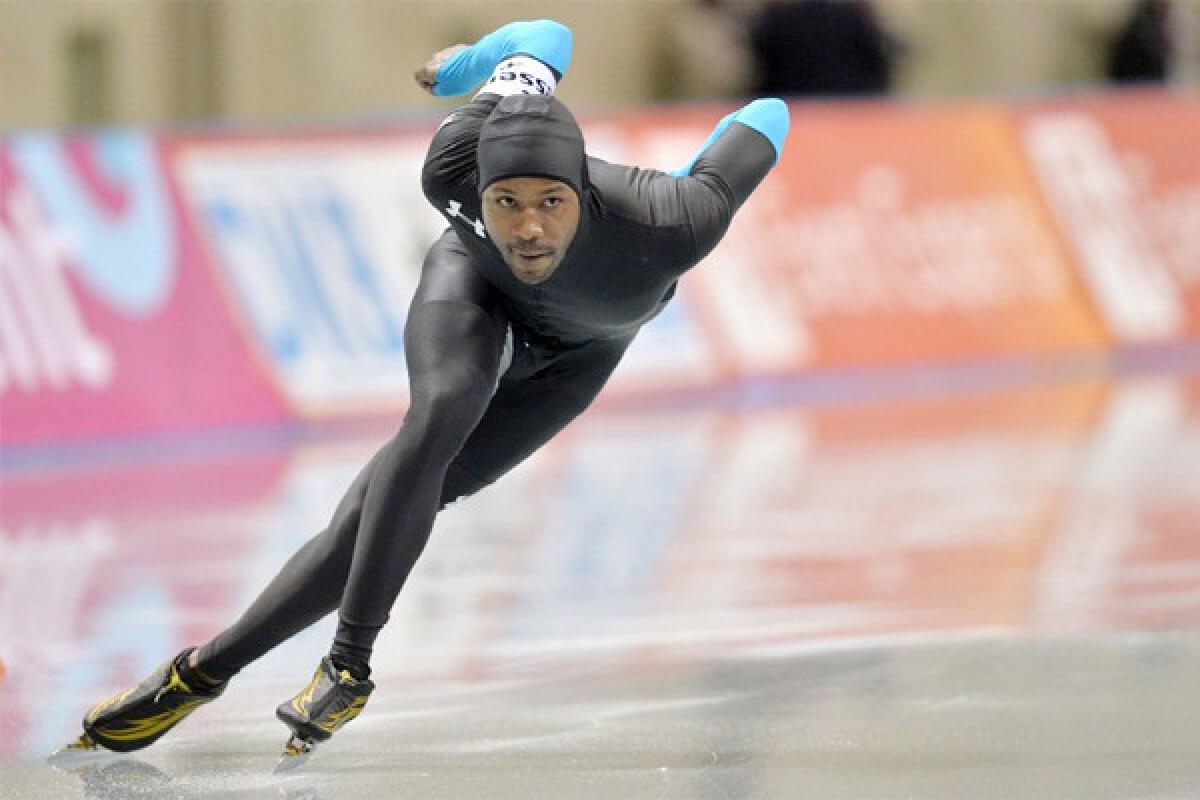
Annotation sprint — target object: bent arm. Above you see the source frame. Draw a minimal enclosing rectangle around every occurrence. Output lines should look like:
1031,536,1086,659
430,20,573,97
418,20,573,205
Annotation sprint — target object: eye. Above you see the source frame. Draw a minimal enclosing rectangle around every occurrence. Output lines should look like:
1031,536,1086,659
542,196,564,208
496,195,517,208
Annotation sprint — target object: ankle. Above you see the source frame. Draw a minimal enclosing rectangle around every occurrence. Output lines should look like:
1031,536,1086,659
329,655,371,682
331,622,377,682
185,650,225,689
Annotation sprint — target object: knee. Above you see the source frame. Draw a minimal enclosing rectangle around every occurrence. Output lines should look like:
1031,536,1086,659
305,514,360,568
416,370,491,421
405,368,494,449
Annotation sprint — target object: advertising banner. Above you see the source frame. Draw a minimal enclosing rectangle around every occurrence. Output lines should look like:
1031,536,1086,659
1019,92,1200,343
5,92,1198,446
169,127,721,414
0,133,285,445
170,134,440,418
623,104,1109,374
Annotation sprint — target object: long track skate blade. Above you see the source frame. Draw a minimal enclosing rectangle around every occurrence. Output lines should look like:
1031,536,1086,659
47,733,119,770
273,734,317,773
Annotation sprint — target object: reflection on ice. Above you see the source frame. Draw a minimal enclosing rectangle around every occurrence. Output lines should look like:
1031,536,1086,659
51,758,173,800
48,754,330,800
2,376,1200,796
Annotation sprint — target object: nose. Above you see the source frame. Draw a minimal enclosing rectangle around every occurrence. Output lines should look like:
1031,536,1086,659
514,211,544,241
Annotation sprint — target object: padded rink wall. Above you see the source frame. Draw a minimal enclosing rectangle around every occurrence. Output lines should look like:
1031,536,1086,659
1,91,1198,446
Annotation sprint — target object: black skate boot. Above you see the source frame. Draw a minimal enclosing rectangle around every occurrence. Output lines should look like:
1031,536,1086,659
50,647,226,763
274,656,374,771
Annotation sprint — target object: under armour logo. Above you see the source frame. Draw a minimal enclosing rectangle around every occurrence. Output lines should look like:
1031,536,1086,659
446,199,486,239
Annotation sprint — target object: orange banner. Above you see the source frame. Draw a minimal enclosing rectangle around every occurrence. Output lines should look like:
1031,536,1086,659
619,103,1109,375
1018,92,1200,344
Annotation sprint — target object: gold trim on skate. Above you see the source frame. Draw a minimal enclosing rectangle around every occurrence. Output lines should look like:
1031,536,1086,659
316,695,368,734
47,732,119,769
85,688,135,725
79,648,227,754
92,699,204,743
283,736,315,757
153,664,193,703
274,734,317,773
290,667,323,716
62,732,99,752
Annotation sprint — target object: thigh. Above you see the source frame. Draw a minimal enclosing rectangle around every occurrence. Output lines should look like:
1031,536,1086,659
440,335,632,505
412,230,499,309
406,230,510,395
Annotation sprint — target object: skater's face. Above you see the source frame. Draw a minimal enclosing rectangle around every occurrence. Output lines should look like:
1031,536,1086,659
482,177,580,285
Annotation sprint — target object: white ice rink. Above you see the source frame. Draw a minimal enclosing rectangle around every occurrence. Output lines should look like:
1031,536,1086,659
2,375,1199,798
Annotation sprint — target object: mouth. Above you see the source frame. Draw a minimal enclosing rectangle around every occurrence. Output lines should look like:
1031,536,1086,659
513,249,553,262
510,249,556,284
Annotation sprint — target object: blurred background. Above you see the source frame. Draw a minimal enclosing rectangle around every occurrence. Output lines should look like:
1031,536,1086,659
2,0,1200,129
3,3,1200,798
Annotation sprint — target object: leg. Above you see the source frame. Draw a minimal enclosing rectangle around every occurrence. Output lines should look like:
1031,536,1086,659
195,231,506,680
439,334,633,506
329,235,508,674
60,232,506,759
324,334,632,679
193,449,381,681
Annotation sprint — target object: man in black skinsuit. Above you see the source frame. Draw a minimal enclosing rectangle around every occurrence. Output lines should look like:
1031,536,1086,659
60,19,791,763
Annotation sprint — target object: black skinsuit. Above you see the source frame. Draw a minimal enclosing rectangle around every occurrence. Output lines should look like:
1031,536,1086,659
196,92,778,679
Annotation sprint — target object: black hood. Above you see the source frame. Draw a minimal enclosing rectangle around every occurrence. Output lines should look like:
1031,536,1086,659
477,94,588,199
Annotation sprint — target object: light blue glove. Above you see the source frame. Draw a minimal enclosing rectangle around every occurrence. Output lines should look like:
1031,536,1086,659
671,98,791,177
433,20,573,97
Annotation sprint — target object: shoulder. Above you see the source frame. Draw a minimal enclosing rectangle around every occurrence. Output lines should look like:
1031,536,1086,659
586,157,707,270
586,157,692,229
421,94,502,201
588,153,746,269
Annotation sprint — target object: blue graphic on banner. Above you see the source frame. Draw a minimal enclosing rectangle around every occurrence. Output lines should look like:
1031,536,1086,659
189,160,421,413
204,185,405,361
10,133,176,317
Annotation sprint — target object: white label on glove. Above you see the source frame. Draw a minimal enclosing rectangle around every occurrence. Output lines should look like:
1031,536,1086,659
476,55,557,98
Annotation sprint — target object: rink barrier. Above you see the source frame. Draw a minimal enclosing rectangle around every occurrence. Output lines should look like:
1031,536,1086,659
2,90,1197,445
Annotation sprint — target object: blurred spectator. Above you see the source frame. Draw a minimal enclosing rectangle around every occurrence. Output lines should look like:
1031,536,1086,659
748,0,899,96
657,0,758,100
1107,0,1171,82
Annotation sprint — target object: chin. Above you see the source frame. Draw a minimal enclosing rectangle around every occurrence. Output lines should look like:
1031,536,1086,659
508,257,559,285
514,270,554,285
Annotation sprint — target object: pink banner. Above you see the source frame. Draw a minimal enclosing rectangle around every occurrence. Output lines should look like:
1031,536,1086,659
0,134,286,445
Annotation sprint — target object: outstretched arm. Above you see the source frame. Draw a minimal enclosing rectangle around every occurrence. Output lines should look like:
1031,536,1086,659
413,19,573,97
671,98,791,265
672,98,790,180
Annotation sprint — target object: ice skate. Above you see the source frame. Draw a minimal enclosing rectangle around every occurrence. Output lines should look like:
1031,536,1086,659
49,647,225,766
274,656,373,772
46,732,120,769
